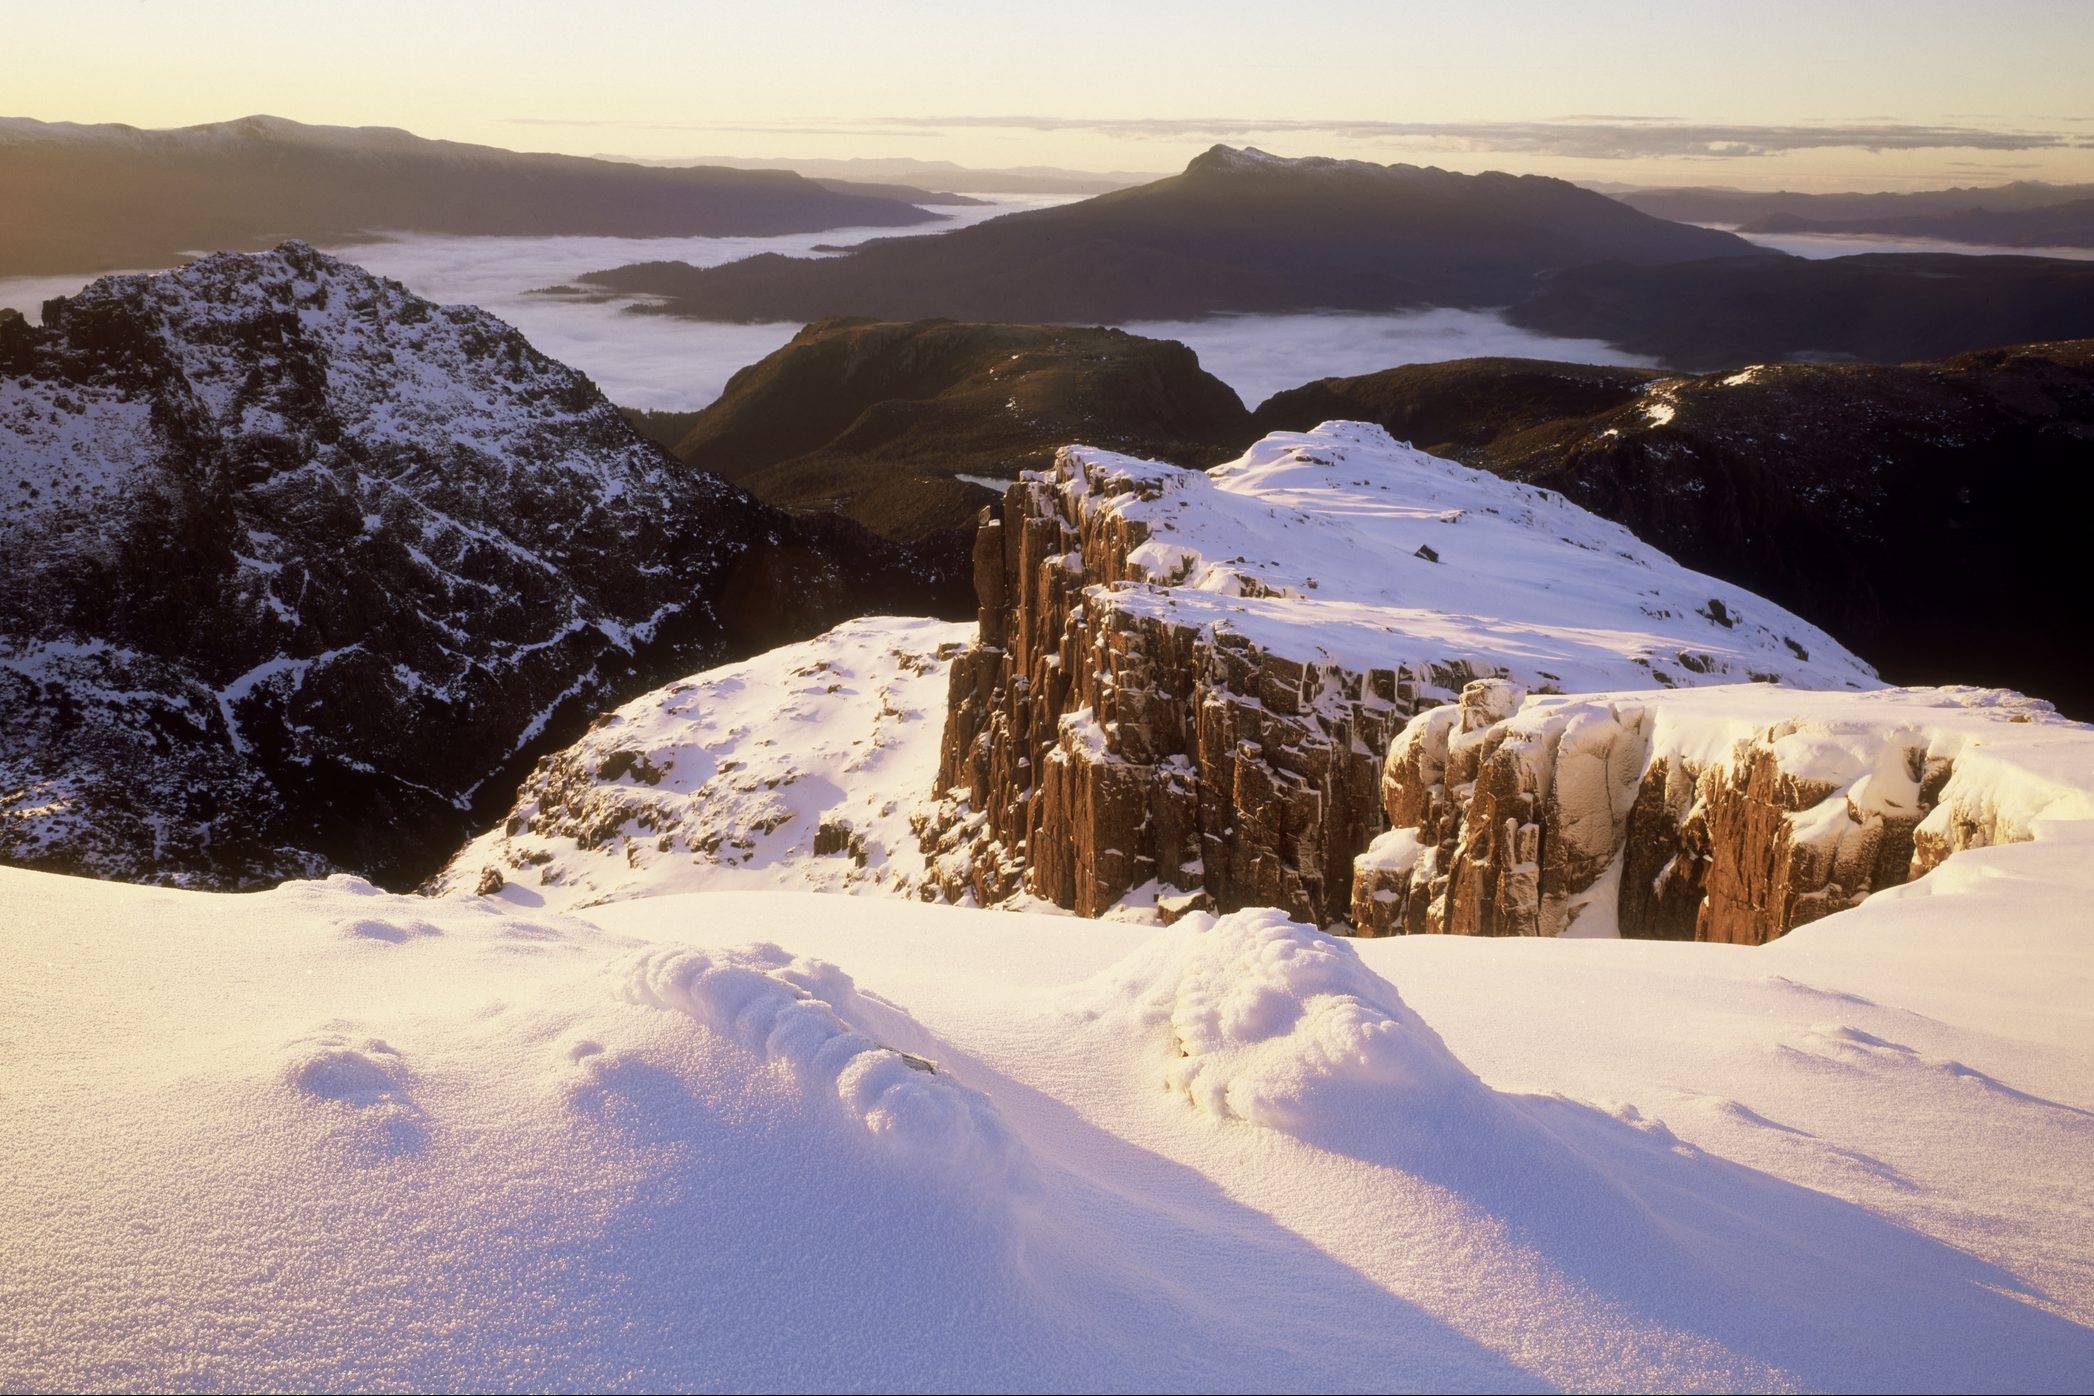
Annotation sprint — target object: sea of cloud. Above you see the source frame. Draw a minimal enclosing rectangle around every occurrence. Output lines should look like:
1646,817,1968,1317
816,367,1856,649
1121,309,1660,408
1731,228,2094,261
7,205,2079,415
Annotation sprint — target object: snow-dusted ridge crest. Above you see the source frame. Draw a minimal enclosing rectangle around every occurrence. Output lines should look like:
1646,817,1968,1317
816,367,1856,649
0,241,810,888
1060,422,1873,692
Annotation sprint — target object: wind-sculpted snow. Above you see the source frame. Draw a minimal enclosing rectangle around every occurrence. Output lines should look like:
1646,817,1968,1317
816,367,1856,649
7,862,2094,1390
621,942,1039,1203
0,242,859,889
1091,908,1485,1130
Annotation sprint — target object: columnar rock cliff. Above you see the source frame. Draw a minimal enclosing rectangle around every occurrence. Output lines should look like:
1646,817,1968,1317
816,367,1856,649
922,423,1874,925
1351,683,2073,943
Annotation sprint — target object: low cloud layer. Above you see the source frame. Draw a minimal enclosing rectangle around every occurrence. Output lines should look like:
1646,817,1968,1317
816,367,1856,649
856,117,2088,161
507,115,2086,162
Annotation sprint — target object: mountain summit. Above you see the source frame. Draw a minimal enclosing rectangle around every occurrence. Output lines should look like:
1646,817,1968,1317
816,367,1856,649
576,145,1766,323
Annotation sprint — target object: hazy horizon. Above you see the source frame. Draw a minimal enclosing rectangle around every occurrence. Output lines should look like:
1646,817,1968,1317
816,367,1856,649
11,0,2094,194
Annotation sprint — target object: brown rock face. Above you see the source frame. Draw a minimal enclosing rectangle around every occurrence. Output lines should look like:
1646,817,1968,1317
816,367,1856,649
923,453,1488,926
1354,688,1960,944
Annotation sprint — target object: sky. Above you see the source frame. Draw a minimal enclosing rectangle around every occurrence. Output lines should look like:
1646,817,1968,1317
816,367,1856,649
9,0,2094,189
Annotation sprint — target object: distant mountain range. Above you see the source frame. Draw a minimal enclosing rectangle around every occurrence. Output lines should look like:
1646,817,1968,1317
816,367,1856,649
596,153,1158,196
1736,199,2094,249
1609,179,2094,226
1508,252,2094,369
578,149,2094,369
0,114,948,276
578,145,1765,321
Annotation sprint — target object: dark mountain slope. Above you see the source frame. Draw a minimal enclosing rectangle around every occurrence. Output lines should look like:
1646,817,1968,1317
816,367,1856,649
577,145,1766,323
0,114,941,276
1509,253,2094,372
1253,344,2094,716
0,245,940,889
673,318,1250,544
1612,180,2094,227
1251,358,1665,457
1739,199,2094,249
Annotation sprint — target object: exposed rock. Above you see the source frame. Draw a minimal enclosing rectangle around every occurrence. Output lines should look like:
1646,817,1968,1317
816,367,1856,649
921,423,1872,926
0,245,938,890
1352,684,2058,943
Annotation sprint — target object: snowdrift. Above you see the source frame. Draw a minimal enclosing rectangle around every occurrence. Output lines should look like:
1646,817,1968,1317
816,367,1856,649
7,841,2094,1390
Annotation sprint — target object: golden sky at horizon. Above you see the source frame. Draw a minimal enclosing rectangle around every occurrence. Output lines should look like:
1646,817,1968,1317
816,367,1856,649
10,0,2093,190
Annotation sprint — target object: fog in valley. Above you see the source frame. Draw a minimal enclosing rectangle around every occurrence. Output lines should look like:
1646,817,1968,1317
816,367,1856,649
0,192,1659,412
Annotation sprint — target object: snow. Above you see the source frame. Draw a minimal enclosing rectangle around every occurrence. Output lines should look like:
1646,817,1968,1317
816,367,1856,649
7,787,2094,1390
1061,422,1876,700
432,617,971,911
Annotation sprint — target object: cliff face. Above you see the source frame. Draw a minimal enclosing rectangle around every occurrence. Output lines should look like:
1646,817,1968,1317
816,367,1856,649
922,424,1874,925
1351,683,2067,944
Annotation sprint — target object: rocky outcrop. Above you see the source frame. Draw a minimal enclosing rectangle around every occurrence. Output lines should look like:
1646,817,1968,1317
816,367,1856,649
1349,684,2067,943
925,521,1430,924
0,244,937,889
919,424,1874,926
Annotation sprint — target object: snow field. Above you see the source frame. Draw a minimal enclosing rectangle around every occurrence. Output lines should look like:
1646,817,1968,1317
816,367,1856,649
6,844,2092,1391
433,616,972,912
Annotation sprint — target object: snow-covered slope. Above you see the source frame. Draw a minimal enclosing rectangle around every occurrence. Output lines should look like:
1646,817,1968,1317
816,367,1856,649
1073,422,1873,692
7,758,2093,1391
0,243,899,890
430,617,971,913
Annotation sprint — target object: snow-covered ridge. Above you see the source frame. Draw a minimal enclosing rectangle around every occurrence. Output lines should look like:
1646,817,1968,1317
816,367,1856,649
1,242,771,887
1066,422,1874,694
430,618,971,913
926,422,1878,926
